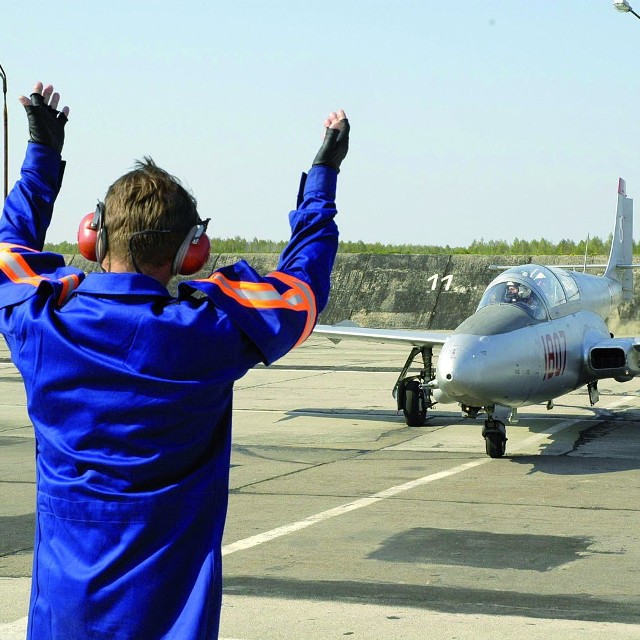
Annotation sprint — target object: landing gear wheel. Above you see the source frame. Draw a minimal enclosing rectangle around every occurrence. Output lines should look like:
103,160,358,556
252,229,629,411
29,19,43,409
402,379,427,426
484,432,506,458
482,420,507,458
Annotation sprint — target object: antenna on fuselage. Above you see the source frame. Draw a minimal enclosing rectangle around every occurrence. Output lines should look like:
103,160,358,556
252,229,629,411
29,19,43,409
582,234,590,273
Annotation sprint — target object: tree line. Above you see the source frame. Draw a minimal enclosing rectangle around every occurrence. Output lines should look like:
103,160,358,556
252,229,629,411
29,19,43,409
43,234,632,256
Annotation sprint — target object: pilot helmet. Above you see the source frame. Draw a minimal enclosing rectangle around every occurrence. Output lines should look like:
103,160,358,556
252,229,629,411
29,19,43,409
518,285,532,299
504,281,520,302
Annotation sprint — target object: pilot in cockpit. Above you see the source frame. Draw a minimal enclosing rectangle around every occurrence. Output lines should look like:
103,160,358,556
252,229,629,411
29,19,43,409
504,282,521,303
504,281,542,316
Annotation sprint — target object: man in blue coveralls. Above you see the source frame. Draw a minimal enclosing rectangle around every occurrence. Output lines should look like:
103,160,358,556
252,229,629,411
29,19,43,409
0,81,349,639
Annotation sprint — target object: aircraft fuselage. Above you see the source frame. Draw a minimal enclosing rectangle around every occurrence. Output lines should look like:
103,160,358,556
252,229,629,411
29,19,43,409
434,307,609,408
433,266,623,409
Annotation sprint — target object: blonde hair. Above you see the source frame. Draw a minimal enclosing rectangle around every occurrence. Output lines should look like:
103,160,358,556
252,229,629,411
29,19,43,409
104,157,199,269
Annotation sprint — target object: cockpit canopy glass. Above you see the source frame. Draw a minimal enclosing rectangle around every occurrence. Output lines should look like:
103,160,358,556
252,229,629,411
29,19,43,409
478,280,547,320
524,266,567,306
477,265,582,319
548,267,580,301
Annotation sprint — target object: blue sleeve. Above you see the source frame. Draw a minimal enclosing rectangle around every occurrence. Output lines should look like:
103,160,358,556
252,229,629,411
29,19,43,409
276,164,339,312
0,143,65,250
178,164,339,365
0,144,83,333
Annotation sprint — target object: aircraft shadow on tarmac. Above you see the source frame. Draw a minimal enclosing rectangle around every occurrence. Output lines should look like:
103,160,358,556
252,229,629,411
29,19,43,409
223,575,640,625
367,527,617,572
281,407,404,423
510,453,640,476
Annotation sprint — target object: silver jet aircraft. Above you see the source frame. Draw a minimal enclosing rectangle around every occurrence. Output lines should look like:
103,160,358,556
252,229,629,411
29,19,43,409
314,179,640,458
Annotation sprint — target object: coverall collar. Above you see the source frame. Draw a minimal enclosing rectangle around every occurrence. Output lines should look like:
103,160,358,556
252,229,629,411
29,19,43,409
75,271,173,297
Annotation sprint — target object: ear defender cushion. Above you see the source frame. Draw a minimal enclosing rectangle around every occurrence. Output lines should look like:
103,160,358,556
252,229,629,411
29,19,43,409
172,224,211,275
77,203,107,263
77,212,99,261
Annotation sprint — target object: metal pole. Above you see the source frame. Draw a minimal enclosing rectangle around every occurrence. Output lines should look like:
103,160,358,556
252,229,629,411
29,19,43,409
0,64,7,201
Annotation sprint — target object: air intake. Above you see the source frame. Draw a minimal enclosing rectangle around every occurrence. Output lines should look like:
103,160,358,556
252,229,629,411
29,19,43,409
590,348,626,370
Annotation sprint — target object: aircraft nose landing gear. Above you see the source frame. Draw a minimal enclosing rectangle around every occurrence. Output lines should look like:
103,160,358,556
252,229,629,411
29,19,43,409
482,419,507,458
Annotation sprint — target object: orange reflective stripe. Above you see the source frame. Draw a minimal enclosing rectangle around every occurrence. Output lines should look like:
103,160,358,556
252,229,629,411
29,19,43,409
57,274,81,305
207,274,292,309
0,250,43,286
269,272,317,347
0,242,38,253
205,271,317,347
0,247,81,305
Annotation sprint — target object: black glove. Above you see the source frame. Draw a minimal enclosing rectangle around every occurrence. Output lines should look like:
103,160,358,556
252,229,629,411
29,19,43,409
23,92,68,153
312,118,350,172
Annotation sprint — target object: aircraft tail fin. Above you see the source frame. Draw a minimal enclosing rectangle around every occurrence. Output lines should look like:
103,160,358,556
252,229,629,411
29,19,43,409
604,178,634,300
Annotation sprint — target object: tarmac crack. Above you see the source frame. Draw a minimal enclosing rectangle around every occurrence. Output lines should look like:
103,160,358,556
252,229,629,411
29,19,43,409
226,491,640,512
236,370,333,391
230,448,376,492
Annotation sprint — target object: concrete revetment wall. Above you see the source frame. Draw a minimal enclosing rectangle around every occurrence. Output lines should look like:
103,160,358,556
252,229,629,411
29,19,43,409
63,253,640,335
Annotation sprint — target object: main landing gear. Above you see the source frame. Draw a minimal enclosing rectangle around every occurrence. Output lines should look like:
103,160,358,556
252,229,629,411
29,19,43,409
394,346,434,427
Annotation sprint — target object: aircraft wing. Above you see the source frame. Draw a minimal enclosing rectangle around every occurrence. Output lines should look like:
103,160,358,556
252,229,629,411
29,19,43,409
313,324,450,347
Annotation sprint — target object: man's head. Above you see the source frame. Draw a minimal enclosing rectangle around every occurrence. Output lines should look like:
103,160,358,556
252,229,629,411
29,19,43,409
505,282,519,301
103,157,200,273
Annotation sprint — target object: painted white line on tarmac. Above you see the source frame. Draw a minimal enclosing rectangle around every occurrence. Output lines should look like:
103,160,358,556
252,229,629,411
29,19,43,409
223,401,631,556
2,401,625,637
0,617,27,640
222,458,489,556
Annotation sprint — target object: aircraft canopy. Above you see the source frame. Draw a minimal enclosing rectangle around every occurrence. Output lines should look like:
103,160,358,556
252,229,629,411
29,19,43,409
478,265,581,320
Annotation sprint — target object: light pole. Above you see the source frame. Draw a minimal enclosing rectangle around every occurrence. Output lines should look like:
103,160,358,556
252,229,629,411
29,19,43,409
614,0,640,20
0,64,6,201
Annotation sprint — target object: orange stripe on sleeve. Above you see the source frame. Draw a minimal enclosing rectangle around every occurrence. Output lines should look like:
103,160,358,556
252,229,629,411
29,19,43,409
0,242,38,253
57,274,81,305
205,271,317,348
0,251,42,286
0,248,81,306
269,272,317,347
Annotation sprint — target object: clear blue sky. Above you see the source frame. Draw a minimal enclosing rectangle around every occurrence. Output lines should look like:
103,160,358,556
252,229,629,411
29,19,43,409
2,1,639,246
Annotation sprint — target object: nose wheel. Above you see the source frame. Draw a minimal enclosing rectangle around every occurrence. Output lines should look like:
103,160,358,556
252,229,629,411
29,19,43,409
482,419,507,458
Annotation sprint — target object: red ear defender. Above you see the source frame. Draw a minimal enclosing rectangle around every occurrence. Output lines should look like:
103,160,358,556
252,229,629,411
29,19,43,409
77,212,99,262
77,203,107,264
172,220,211,276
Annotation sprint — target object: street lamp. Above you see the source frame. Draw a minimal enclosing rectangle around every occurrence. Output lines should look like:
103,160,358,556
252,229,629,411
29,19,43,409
0,64,6,201
613,0,640,20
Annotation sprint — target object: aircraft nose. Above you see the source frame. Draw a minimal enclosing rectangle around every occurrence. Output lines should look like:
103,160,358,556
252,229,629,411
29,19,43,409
436,335,489,406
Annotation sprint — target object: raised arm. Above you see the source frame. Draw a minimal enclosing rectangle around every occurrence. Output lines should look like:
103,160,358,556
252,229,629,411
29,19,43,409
276,109,349,311
0,82,69,249
179,109,350,364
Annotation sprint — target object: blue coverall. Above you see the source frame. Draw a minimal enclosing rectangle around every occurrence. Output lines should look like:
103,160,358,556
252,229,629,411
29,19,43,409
0,142,339,639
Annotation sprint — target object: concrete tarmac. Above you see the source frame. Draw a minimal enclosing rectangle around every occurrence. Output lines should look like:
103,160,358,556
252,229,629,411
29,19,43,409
2,336,640,639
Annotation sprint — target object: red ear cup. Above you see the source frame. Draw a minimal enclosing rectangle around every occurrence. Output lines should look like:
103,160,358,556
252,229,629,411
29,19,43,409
77,204,107,264
173,226,211,275
80,205,209,274
77,212,99,261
